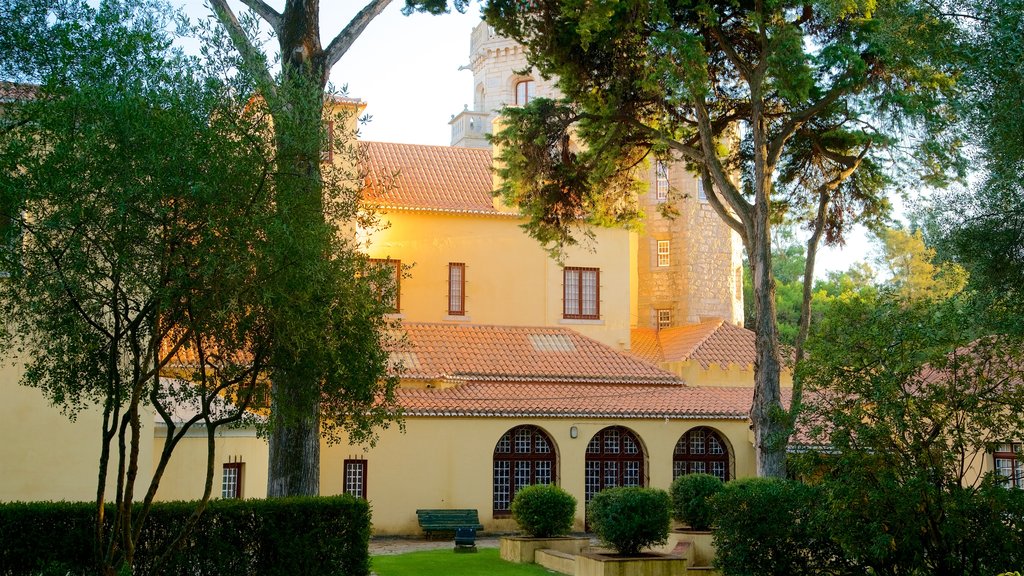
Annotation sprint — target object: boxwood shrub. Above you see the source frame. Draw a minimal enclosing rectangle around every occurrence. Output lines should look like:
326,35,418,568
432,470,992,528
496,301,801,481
510,484,576,537
670,473,723,530
0,496,370,576
587,487,671,556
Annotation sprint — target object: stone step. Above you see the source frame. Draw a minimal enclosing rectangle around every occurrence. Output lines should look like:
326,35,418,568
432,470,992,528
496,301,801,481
535,548,576,575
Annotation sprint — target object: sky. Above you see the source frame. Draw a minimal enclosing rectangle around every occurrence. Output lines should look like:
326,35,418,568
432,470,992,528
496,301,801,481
173,1,875,276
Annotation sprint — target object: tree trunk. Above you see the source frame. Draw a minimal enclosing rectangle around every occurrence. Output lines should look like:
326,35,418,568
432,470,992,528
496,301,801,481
748,203,787,478
265,0,329,498
267,380,321,496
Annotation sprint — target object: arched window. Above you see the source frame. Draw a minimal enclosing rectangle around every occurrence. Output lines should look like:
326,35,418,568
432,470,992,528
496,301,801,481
584,426,645,504
673,427,729,481
493,425,557,515
515,79,535,105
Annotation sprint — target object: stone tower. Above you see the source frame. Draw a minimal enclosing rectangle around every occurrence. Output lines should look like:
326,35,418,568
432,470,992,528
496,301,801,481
450,20,744,328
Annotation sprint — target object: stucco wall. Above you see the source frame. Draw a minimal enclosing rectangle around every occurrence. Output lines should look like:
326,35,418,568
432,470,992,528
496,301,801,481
0,357,152,502
367,210,633,350
321,416,755,535
153,426,269,501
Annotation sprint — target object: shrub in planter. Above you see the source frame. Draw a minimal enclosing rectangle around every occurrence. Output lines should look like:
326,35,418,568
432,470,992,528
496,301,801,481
511,484,577,537
670,473,723,530
587,487,671,556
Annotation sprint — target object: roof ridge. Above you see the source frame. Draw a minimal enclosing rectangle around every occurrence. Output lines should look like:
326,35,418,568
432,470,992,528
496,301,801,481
682,318,726,361
363,140,492,154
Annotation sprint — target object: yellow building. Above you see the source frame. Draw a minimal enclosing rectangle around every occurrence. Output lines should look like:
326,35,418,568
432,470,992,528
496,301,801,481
7,24,1016,538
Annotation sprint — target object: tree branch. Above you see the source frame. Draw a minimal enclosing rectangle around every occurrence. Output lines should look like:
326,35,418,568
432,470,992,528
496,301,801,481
238,0,282,35
701,169,746,236
767,85,846,166
208,0,277,97
693,96,754,233
324,0,394,70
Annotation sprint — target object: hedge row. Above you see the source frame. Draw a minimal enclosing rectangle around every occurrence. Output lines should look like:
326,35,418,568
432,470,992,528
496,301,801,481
0,496,370,576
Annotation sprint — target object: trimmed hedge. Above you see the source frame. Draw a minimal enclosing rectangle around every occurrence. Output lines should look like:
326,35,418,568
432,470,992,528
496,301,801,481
0,496,370,576
510,484,576,537
587,487,671,556
669,473,722,530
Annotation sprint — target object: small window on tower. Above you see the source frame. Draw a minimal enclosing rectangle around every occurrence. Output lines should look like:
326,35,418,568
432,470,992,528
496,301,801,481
657,309,672,329
697,178,708,202
656,161,669,202
657,240,671,267
515,80,535,105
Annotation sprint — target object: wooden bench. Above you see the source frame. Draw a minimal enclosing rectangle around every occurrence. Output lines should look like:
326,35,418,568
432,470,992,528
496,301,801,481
415,509,483,540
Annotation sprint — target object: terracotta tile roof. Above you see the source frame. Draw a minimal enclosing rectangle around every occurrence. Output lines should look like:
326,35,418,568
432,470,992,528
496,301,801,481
394,323,681,385
629,328,663,364
399,383,759,419
631,319,757,369
362,141,509,215
0,80,37,101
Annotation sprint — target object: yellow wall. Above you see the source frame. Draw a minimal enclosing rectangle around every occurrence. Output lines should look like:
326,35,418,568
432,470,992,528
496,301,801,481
321,415,754,535
0,358,152,502
366,210,633,350
153,426,269,501
668,362,793,388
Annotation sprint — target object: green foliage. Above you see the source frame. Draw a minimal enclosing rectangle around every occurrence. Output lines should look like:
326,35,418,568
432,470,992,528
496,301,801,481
0,496,371,576
0,0,399,569
710,478,852,576
587,487,671,556
669,473,722,531
796,290,1024,575
742,230,877,346
510,484,577,538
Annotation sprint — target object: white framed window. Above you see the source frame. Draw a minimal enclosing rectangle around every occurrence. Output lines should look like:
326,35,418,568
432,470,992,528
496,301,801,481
697,178,708,202
657,240,671,267
657,309,672,329
563,267,600,319
515,79,535,105
994,442,1023,489
222,462,243,499
344,459,368,499
655,161,669,202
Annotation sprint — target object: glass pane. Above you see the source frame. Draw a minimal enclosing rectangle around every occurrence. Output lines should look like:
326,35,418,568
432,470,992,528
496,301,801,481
604,429,620,454
495,432,511,454
515,428,532,453
581,270,598,316
494,460,511,510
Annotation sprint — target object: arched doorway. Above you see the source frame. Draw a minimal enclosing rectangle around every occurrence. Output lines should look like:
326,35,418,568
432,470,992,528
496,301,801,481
584,426,646,505
673,427,730,481
492,425,557,516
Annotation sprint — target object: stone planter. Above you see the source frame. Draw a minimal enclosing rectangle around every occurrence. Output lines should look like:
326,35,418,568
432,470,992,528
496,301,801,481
668,529,716,567
575,551,687,576
500,535,591,564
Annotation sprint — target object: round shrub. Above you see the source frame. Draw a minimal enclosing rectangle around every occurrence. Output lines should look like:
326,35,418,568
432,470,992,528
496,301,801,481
511,484,577,537
587,487,671,556
670,473,723,530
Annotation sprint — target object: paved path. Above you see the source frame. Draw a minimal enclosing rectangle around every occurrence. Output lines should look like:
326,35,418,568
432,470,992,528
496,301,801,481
369,535,502,556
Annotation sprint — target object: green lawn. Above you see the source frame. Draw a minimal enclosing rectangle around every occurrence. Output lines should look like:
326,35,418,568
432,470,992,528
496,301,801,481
371,548,557,576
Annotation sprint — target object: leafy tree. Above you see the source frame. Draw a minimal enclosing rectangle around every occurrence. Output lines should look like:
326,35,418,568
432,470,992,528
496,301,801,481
0,1,288,572
796,291,1024,575
917,0,1024,334
874,226,966,301
484,0,958,477
207,0,467,497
